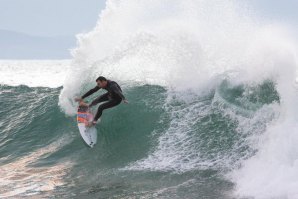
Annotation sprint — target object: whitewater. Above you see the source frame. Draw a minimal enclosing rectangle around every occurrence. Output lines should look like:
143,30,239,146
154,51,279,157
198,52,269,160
1,0,298,198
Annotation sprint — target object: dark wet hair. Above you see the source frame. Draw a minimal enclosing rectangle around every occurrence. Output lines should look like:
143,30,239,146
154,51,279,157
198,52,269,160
96,76,107,82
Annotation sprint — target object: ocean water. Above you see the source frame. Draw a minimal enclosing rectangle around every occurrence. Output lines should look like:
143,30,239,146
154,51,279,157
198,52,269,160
1,0,298,198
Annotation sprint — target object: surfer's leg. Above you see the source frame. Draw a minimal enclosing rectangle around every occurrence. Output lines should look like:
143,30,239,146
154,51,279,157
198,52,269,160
94,99,122,121
89,93,109,107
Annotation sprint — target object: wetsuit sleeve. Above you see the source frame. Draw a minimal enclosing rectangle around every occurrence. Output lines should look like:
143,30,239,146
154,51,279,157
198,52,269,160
81,86,100,99
111,85,126,100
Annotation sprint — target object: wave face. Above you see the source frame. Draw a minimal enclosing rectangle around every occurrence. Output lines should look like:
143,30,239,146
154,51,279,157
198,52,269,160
2,0,298,198
0,81,281,198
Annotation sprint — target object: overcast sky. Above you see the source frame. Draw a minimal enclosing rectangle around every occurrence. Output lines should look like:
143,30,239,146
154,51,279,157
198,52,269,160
0,0,297,37
251,0,298,26
0,0,106,37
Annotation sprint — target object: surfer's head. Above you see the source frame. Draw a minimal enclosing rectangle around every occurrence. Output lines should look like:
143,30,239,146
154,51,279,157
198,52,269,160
96,76,108,88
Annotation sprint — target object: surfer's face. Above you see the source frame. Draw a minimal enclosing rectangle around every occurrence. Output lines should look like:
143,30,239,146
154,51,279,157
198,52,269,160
97,80,107,88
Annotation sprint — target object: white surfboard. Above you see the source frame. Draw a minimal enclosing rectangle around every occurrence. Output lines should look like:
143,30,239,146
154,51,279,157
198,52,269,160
77,106,97,148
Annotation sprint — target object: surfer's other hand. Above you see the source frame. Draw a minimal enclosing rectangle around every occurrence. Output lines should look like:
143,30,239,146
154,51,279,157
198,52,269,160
75,97,83,102
123,99,129,104
79,101,89,107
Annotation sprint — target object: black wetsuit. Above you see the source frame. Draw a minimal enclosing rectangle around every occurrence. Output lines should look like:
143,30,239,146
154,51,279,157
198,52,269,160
81,80,125,121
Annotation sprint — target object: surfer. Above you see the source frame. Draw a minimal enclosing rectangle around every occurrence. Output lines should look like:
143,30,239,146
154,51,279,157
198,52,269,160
75,76,128,126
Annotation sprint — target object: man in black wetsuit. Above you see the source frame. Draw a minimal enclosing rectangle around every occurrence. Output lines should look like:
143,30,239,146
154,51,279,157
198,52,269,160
75,76,128,126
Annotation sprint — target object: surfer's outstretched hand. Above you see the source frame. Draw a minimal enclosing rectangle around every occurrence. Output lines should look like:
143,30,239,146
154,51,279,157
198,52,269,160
123,99,129,104
75,97,83,102
79,101,89,107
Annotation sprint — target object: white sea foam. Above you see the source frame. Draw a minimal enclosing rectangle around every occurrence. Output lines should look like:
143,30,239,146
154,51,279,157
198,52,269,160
0,60,70,88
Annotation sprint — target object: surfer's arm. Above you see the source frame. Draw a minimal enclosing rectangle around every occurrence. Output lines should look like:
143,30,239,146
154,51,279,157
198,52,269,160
81,86,101,99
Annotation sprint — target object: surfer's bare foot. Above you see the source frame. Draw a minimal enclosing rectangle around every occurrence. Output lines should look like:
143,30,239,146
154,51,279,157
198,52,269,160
86,121,97,127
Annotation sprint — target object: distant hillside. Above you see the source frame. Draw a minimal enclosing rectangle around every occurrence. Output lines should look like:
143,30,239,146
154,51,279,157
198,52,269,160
0,29,76,59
